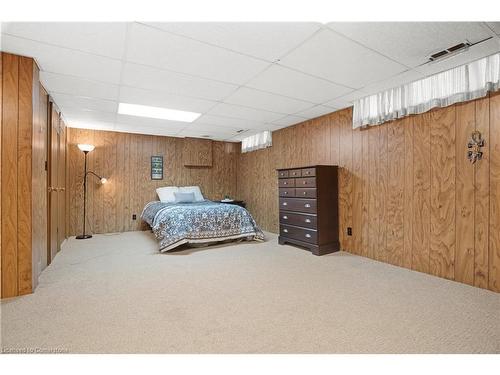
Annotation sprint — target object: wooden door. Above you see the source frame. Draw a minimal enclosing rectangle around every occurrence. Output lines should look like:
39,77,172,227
47,104,59,263
57,119,66,249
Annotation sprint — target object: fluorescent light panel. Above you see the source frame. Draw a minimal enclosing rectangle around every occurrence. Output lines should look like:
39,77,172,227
118,102,201,122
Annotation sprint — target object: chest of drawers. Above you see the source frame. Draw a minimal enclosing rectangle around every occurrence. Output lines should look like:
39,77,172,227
277,165,339,256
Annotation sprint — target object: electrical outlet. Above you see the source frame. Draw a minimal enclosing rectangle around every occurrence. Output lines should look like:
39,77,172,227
132,214,137,220
347,227,352,236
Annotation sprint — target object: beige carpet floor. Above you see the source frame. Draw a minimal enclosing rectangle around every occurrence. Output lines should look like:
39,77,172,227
1,231,499,353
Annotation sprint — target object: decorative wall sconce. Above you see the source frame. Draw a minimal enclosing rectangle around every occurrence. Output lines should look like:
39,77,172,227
467,130,485,164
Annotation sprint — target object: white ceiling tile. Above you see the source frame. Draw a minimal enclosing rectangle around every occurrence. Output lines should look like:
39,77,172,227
194,114,269,131
295,105,335,119
65,118,116,131
246,64,352,103
113,123,183,137
51,92,117,113
121,63,237,101
224,87,312,114
2,22,128,59
40,72,119,101
271,115,307,127
360,69,425,96
126,23,269,84
207,103,284,123
145,22,321,61
413,37,500,77
180,123,239,137
118,86,217,113
328,22,494,68
486,22,500,36
61,108,117,124
280,29,407,89
323,90,366,109
1,34,122,84
116,114,189,130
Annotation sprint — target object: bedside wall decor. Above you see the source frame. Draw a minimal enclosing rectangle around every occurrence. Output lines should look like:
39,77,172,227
151,156,164,180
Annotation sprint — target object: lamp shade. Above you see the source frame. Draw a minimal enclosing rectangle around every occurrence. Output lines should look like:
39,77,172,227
78,144,95,152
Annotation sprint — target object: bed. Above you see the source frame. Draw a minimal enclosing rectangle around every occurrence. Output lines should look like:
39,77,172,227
141,199,265,252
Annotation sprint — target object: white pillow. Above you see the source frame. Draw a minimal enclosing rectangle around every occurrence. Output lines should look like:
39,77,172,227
156,186,179,203
179,186,204,202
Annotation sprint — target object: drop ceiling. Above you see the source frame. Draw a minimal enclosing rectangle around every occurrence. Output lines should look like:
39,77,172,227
1,22,499,141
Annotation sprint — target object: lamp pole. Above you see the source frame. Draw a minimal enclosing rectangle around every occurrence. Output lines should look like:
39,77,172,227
76,144,106,240
76,150,92,239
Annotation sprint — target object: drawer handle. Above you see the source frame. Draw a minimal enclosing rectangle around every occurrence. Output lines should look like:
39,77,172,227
282,202,288,206
284,191,288,195
283,229,288,233
303,191,307,195
304,204,311,208
305,171,310,175
303,181,307,185
305,233,311,238
283,215,288,219
284,182,288,185
305,218,311,223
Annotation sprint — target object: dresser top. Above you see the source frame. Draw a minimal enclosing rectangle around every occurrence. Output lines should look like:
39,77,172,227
276,165,338,171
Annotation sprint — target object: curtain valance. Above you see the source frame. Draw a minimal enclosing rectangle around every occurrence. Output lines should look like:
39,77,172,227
353,52,500,128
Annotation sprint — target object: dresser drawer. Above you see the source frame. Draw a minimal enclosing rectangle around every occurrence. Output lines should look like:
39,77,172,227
280,224,317,244
295,177,316,188
279,198,317,213
295,188,316,198
301,167,316,177
279,212,317,229
278,170,289,178
279,188,295,197
288,169,302,178
278,178,295,188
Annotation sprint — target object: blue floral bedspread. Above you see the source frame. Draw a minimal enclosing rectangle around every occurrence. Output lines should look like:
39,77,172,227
141,201,265,252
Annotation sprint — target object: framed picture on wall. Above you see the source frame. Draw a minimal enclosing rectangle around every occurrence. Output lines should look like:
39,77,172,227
151,156,163,180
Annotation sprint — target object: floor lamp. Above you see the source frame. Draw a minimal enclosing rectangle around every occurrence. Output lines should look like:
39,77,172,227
76,144,107,240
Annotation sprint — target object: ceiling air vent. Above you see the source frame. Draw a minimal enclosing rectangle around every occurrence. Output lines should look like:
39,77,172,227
426,37,493,64
236,129,246,133
429,41,472,62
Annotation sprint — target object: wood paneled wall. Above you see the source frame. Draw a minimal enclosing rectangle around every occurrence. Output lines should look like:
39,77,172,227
0,53,45,298
237,94,500,292
66,128,238,236
32,72,49,290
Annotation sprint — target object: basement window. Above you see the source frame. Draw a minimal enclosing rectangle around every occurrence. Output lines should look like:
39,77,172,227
241,131,272,153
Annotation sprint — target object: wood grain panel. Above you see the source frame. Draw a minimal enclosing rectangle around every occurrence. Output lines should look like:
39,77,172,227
412,111,431,274
1,53,19,298
338,108,353,251
67,129,238,236
386,119,405,267
183,137,212,167
474,96,490,288
429,106,456,280
236,97,500,292
367,125,379,260
361,128,370,257
329,113,340,166
377,124,388,262
32,83,48,288
0,53,61,298
17,57,33,295
455,101,475,285
490,91,500,292
351,127,363,255
403,117,414,269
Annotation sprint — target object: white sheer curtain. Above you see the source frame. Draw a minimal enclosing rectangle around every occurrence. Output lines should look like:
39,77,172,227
353,52,500,128
241,130,272,153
